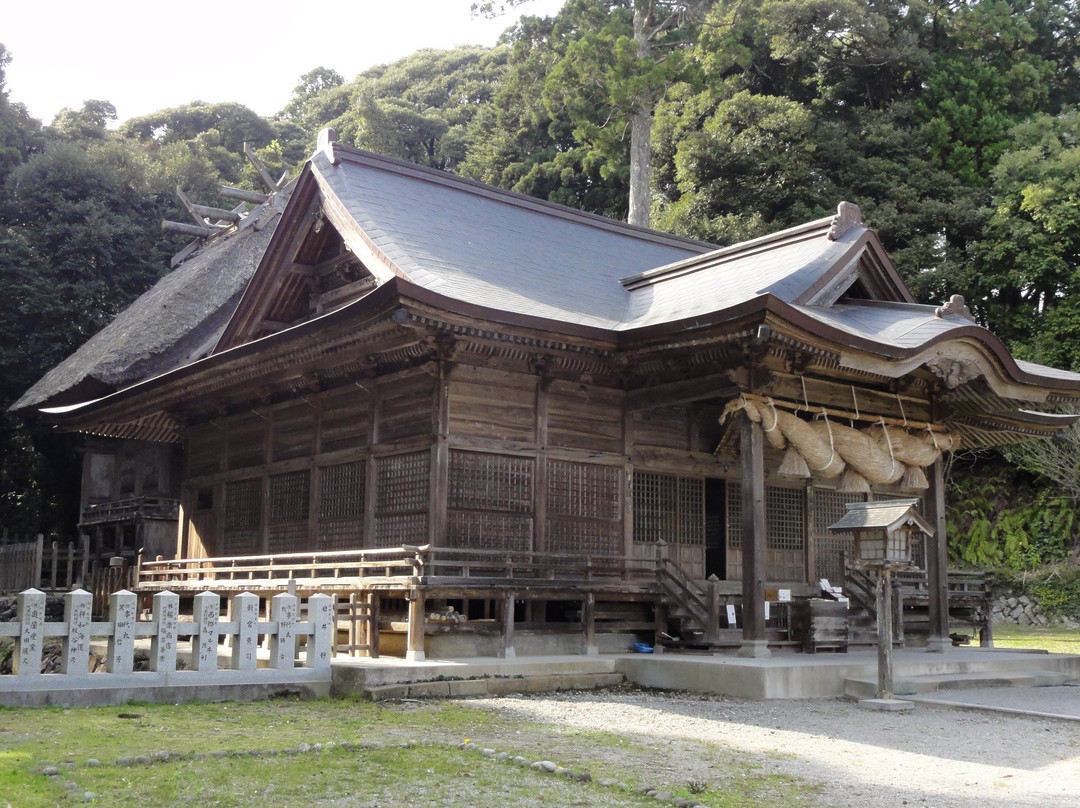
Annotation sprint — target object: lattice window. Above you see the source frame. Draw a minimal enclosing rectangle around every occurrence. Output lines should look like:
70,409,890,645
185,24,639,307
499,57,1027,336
376,452,429,513
633,472,702,545
546,460,621,555
374,452,429,547
320,461,366,519
634,472,675,544
446,512,532,552
269,470,310,525
727,482,805,549
224,479,261,532
448,451,533,513
726,480,742,549
547,460,620,520
812,487,864,584
767,487,804,550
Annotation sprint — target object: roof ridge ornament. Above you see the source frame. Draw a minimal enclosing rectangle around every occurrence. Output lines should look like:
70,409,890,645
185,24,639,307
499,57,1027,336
935,294,974,320
827,201,862,241
318,127,339,165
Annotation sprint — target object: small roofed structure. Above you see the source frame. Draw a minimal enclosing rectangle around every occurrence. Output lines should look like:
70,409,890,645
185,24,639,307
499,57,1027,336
828,499,933,569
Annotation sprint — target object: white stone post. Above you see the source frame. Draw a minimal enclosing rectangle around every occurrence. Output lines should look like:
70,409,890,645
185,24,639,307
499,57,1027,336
61,589,93,675
193,591,221,672
107,590,137,674
304,594,334,669
231,592,260,671
14,588,45,676
151,591,180,673
270,593,297,670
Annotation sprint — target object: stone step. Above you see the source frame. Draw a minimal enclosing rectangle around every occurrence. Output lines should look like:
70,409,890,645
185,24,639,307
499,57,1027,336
360,671,626,701
844,669,1071,699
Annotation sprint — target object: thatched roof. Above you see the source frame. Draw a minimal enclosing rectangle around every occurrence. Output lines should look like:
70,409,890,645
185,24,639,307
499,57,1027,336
11,194,286,414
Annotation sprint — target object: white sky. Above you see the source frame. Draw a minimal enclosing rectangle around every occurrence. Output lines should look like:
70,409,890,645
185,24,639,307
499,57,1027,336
3,0,567,125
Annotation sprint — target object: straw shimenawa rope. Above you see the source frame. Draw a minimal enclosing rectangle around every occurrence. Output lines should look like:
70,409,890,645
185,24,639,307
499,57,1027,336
720,396,954,490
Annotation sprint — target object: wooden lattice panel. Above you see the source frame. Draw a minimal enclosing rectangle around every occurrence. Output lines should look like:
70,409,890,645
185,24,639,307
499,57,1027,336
268,522,308,554
269,470,310,525
446,512,532,551
318,460,366,551
374,513,427,547
811,487,862,584
375,452,429,513
766,485,805,581
320,461,365,519
223,478,261,555
546,460,621,555
448,451,533,513
633,472,704,545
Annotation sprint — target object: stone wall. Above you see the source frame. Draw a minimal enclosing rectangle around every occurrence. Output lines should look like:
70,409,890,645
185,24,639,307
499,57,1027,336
991,592,1080,628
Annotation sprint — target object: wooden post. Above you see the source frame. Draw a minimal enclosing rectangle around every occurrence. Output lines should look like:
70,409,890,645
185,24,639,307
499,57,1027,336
62,589,93,675
150,590,180,673
406,588,426,662
502,591,517,659
924,458,949,652
706,578,720,645
107,590,138,674
739,414,770,658
877,568,894,699
583,591,597,655
368,592,380,658
32,535,43,591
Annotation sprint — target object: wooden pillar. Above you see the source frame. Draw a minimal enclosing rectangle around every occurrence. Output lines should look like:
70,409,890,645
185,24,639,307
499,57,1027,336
876,568,894,699
924,458,949,652
738,414,770,658
502,591,517,659
583,591,597,655
406,588,426,661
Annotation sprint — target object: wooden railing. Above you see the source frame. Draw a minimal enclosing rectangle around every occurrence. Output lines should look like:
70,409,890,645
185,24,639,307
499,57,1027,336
138,545,427,592
80,497,179,525
138,545,658,594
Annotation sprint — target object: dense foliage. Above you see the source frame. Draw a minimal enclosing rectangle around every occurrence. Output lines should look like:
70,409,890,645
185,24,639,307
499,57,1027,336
3,1,1080,571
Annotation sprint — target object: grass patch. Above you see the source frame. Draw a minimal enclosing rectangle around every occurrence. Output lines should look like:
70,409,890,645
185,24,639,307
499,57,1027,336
0,696,823,808
992,623,1080,654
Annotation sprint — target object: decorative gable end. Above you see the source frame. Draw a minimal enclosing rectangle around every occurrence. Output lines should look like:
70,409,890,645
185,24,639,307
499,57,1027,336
213,169,392,353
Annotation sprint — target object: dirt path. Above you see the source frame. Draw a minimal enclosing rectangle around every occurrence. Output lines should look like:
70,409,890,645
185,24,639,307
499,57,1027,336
462,690,1080,808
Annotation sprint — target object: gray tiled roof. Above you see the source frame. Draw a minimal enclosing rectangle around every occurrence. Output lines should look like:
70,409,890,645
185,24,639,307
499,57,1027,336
312,149,712,329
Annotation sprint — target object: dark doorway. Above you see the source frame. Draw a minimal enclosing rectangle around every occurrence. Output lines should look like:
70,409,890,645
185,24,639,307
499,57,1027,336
705,478,726,579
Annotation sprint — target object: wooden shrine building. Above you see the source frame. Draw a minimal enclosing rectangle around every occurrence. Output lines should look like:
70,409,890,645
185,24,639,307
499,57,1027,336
18,129,1080,659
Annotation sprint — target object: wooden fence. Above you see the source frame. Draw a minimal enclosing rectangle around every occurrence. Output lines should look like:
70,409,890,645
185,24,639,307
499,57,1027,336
0,535,89,593
0,588,334,704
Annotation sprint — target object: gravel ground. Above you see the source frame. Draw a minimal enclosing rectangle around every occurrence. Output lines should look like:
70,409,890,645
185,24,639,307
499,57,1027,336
462,689,1080,808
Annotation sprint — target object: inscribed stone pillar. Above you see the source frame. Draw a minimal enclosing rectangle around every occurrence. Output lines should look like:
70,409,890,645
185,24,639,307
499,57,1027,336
231,592,260,671
61,589,92,675
192,591,220,672
151,591,179,673
14,588,45,676
305,593,334,669
270,592,298,669
107,590,137,674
